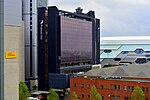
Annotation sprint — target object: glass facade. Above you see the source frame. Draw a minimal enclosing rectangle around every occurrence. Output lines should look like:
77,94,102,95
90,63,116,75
60,16,92,63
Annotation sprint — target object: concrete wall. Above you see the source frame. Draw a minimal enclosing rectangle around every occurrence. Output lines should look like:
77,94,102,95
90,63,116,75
4,24,24,100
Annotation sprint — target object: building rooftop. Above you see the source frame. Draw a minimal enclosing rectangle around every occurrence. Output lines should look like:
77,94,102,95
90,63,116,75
31,91,49,95
85,63,150,78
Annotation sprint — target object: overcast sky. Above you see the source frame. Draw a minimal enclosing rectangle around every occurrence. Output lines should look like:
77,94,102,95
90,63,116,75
48,0,150,37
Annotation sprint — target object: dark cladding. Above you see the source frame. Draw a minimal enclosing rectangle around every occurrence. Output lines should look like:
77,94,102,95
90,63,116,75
38,6,100,90
60,16,92,63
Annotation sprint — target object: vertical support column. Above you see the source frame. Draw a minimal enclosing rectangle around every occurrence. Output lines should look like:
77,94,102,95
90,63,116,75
23,0,38,80
0,0,4,99
96,19,100,64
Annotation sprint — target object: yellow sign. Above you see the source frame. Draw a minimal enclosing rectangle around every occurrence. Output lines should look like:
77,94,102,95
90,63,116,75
5,52,17,59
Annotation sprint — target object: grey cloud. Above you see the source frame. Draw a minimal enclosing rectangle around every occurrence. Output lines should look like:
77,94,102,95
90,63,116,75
48,0,150,36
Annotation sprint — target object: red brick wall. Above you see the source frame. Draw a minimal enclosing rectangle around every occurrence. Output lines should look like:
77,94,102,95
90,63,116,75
70,77,150,100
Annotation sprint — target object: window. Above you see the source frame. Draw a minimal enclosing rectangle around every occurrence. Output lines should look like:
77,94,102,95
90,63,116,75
135,58,147,64
147,58,150,61
110,84,113,90
87,95,90,99
87,84,90,88
118,85,120,90
100,85,104,89
102,96,104,100
30,21,32,25
30,16,32,20
114,85,117,90
124,97,128,100
30,7,32,11
114,58,121,61
30,2,32,6
111,95,115,100
134,48,144,54
74,83,76,87
142,87,145,92
146,87,149,93
116,96,120,100
104,49,112,53
121,51,129,54
81,84,84,88
145,51,150,53
131,86,134,92
30,25,32,29
124,86,127,91
127,86,130,92
145,55,150,57
82,94,84,98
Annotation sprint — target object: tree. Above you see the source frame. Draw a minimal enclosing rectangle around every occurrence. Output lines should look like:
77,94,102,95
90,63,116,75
47,88,59,100
90,85,102,100
131,86,145,100
19,81,30,100
32,85,37,90
71,91,79,100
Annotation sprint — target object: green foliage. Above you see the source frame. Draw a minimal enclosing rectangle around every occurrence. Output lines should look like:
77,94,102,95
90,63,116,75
32,85,37,90
90,85,102,100
71,91,79,100
47,88,59,100
103,64,112,68
131,86,145,100
108,64,112,67
19,81,30,100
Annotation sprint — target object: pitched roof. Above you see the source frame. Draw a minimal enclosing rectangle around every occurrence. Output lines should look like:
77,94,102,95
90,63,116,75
85,63,150,78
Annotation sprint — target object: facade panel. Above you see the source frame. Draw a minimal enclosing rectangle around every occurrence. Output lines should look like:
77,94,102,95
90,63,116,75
24,15,31,45
4,25,24,100
38,7,46,90
60,16,92,63
4,0,22,26
37,0,47,8
48,6,60,73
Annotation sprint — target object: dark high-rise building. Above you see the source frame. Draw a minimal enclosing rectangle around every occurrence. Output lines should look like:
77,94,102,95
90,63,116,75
38,6,100,90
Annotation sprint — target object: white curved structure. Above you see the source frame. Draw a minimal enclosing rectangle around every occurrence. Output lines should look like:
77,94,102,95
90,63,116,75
101,36,150,66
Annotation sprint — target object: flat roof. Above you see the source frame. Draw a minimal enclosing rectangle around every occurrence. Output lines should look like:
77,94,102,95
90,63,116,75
31,91,49,95
73,75,150,83
60,65,91,71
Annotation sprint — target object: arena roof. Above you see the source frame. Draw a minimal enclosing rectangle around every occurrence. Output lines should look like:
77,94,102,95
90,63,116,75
85,63,150,78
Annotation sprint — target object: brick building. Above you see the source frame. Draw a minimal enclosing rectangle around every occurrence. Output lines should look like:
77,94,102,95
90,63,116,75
70,76,150,100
